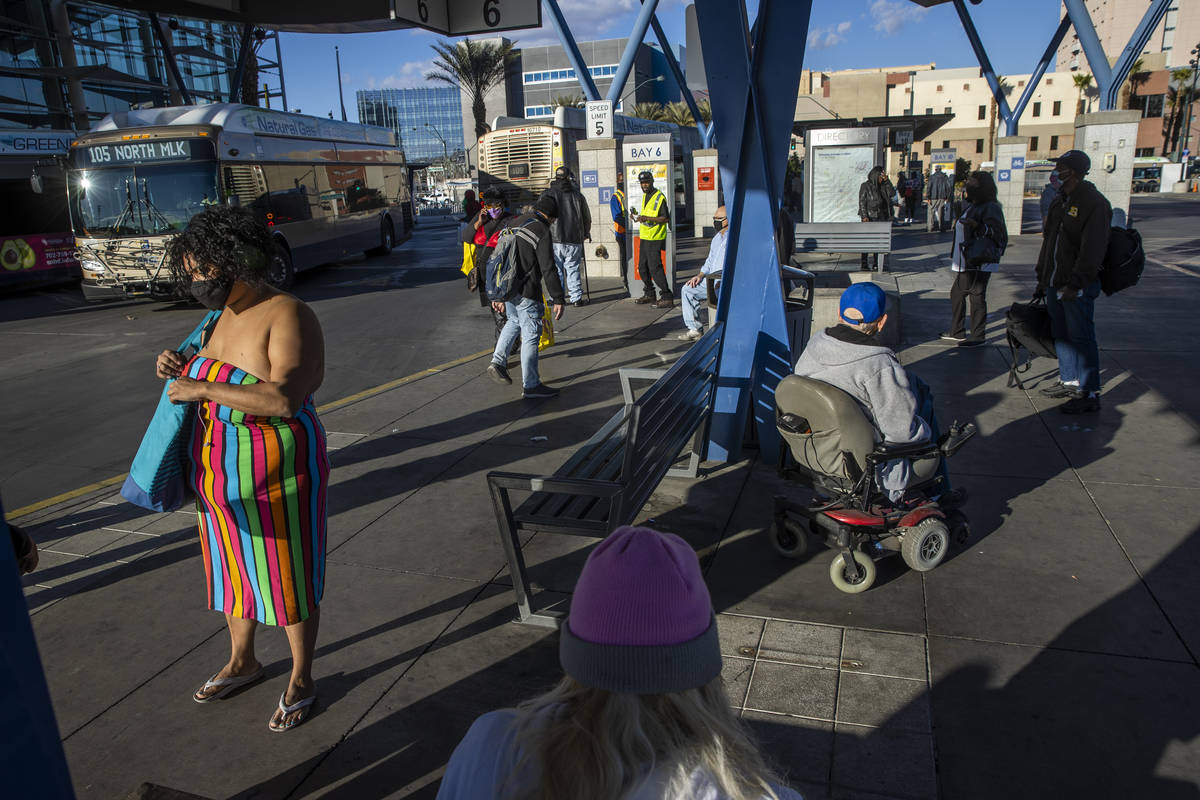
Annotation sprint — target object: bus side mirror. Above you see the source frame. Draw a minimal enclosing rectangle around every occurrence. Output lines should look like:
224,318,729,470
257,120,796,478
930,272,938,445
30,170,44,194
227,195,241,208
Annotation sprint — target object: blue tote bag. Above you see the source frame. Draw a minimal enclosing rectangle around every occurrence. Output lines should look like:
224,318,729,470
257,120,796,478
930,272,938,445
121,310,222,512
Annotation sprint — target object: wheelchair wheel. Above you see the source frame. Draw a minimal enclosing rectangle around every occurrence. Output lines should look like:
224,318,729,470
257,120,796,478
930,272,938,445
829,550,876,593
943,508,971,545
769,516,809,559
901,518,950,572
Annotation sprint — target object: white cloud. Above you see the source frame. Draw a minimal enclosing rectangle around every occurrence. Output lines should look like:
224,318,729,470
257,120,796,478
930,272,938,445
511,0,639,48
364,59,438,90
807,20,852,50
869,0,927,35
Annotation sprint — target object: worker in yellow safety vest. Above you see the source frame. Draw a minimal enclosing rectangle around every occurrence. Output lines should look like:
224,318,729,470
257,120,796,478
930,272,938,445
611,172,629,296
631,170,673,308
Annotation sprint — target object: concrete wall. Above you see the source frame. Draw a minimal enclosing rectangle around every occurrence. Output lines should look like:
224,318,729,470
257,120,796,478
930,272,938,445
576,138,621,279
995,137,1029,237
691,148,720,238
1074,110,1141,225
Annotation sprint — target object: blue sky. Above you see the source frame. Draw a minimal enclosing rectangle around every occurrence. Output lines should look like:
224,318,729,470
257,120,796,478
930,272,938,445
277,0,1063,121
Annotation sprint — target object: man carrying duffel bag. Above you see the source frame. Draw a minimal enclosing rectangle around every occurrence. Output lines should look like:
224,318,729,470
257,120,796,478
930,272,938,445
1033,150,1112,414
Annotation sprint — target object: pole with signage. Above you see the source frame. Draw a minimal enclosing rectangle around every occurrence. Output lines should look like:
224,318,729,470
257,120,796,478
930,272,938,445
622,134,676,293
586,101,614,140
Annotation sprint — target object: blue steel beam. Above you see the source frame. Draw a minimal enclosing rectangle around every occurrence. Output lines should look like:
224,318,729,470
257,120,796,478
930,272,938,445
647,11,709,142
606,0,662,106
698,0,810,462
1007,15,1073,134
541,0,601,102
1063,0,1171,111
1105,0,1172,110
0,498,75,799
950,0,1014,130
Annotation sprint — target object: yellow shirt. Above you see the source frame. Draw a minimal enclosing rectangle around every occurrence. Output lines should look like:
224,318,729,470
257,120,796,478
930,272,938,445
638,189,668,241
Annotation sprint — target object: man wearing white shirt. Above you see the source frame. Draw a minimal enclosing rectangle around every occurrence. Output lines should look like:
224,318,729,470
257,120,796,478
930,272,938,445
678,206,727,341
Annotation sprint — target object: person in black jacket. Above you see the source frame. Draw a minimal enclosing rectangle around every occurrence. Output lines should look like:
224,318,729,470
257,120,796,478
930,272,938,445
1034,150,1112,414
941,171,1007,346
539,167,591,306
858,165,894,271
486,194,566,399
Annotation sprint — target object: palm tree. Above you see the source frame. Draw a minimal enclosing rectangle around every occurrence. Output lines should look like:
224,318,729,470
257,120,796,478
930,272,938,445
426,38,516,138
552,94,585,109
1123,58,1146,111
1072,72,1094,115
1162,68,1196,157
696,99,713,125
629,102,665,121
661,101,695,126
987,75,1012,161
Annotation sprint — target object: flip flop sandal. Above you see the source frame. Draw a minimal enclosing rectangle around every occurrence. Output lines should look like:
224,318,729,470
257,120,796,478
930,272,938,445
269,691,317,733
193,667,265,703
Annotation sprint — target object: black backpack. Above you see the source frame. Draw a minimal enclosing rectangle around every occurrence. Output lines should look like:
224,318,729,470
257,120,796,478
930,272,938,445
1005,299,1056,389
1099,226,1144,296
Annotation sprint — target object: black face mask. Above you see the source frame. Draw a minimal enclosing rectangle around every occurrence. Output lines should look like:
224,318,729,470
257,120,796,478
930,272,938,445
712,217,725,230
965,185,981,202
190,278,231,310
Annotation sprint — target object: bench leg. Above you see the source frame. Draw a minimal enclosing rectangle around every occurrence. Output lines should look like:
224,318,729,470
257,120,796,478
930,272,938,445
666,423,704,479
487,480,536,623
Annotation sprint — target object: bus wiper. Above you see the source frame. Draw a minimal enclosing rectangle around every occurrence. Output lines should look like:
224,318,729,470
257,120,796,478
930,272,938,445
140,179,174,233
110,178,137,236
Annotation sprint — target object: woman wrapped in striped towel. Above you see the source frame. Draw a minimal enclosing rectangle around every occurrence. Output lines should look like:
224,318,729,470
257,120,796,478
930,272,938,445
155,205,329,732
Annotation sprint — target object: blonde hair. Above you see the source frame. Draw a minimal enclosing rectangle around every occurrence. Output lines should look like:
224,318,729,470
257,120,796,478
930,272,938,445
502,676,781,800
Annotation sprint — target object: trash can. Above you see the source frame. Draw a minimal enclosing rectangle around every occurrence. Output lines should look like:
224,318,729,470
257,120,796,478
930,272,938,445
784,268,815,365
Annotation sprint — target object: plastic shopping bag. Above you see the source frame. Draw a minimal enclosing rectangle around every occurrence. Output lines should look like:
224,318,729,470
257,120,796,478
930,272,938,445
538,300,555,351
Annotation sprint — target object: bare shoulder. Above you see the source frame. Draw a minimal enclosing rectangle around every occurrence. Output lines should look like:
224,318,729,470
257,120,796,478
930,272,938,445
263,290,321,332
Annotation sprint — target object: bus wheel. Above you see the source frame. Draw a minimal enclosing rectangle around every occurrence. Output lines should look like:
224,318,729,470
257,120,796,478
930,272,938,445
268,242,294,290
368,218,394,257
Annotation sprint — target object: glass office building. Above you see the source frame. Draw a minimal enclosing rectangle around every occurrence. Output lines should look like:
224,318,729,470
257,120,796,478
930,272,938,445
357,86,465,165
1,1,250,131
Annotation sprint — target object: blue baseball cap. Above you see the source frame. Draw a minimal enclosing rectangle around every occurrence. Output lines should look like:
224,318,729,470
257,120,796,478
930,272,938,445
840,282,887,324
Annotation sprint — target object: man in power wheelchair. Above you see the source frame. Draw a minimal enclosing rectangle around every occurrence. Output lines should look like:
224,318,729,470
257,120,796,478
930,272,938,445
771,282,976,593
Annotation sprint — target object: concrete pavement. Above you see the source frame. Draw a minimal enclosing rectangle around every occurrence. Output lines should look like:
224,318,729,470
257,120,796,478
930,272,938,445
11,196,1200,799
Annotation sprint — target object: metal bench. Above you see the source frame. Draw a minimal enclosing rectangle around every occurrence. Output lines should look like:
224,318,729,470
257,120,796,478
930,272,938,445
793,222,893,270
486,322,723,627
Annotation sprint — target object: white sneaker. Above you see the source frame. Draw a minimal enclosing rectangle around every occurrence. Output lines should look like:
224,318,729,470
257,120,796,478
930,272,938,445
677,328,702,341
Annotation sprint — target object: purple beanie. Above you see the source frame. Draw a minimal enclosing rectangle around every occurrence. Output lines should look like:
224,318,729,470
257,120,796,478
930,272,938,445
559,526,722,694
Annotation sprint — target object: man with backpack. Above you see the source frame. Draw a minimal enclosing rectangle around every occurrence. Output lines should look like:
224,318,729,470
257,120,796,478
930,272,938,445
1034,150,1112,414
485,194,566,399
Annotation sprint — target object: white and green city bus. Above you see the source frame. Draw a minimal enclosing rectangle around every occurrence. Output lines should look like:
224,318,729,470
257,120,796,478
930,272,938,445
67,104,413,301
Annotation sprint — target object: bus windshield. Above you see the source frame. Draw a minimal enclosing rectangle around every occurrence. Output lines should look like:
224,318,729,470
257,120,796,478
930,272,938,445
69,162,219,238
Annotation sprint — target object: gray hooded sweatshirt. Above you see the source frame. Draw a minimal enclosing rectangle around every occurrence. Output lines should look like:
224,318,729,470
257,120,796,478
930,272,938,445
793,325,930,499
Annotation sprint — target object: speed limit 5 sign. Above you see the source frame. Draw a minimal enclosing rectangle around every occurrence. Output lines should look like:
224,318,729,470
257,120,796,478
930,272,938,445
586,101,614,139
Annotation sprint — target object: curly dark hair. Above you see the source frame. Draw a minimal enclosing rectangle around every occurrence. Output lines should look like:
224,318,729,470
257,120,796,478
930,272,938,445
967,170,998,204
166,205,275,287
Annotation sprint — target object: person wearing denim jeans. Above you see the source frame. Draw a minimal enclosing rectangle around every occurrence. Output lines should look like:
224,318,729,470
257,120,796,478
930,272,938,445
1034,150,1112,414
678,206,727,341
485,194,566,399
1044,280,1102,396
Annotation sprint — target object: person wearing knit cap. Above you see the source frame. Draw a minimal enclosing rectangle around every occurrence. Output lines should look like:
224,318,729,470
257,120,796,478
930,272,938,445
485,194,566,399
438,526,801,800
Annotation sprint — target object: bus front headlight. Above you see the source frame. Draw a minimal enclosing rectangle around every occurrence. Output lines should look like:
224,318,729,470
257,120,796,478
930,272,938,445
80,258,106,274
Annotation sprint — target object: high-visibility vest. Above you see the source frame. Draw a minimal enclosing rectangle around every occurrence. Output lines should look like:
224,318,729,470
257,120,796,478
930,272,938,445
638,189,668,241
612,188,626,236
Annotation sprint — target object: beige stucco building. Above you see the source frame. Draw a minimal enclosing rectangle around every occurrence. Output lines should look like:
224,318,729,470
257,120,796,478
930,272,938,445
1057,0,1199,71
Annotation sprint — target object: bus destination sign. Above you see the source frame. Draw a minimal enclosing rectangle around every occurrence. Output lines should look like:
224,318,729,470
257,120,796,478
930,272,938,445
79,140,194,166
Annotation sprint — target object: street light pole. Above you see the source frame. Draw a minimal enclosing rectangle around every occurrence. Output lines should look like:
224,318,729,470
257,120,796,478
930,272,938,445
1182,44,1199,166
619,74,665,109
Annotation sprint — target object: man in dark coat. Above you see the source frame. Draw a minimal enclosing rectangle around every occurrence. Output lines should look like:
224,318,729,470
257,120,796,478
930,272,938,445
539,167,591,306
485,194,566,399
858,165,893,271
1034,150,1112,414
